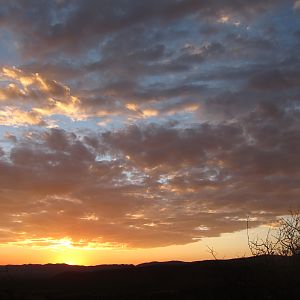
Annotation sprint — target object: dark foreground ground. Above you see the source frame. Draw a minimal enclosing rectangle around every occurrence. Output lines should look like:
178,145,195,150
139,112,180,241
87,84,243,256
0,255,299,300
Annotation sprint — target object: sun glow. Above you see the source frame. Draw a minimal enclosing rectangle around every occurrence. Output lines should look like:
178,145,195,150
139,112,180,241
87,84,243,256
44,238,90,265
55,250,88,265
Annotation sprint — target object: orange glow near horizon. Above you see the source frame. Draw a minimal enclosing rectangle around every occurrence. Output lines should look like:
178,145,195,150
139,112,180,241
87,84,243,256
0,229,252,266
0,0,298,269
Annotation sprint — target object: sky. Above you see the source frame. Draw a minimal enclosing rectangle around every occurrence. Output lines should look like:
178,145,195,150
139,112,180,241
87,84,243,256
0,0,300,265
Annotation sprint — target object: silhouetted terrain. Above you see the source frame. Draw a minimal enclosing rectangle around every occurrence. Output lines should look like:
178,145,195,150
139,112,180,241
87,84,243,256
1,256,299,299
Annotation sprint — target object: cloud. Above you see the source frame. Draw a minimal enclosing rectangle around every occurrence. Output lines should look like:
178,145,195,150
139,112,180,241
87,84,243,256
294,0,300,10
249,69,300,91
0,1,294,126
0,66,82,126
0,99,299,248
0,0,299,250
0,106,47,126
0,0,284,57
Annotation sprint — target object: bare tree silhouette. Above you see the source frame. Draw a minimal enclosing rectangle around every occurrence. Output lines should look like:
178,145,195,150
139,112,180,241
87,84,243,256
247,211,300,256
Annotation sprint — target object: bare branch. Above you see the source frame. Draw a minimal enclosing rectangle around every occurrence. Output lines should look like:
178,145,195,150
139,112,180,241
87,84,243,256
206,246,218,260
247,210,300,257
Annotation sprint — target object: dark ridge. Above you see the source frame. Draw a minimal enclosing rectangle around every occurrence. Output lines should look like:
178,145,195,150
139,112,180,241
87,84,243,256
0,256,299,299
0,263,134,279
137,260,187,267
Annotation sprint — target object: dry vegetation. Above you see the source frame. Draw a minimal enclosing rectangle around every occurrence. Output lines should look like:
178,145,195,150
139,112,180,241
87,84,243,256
247,211,300,257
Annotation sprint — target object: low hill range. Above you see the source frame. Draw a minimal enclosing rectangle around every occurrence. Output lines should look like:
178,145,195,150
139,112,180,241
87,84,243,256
0,256,300,299
0,263,135,279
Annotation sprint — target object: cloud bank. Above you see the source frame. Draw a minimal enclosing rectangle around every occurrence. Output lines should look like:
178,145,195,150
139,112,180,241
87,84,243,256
0,0,299,248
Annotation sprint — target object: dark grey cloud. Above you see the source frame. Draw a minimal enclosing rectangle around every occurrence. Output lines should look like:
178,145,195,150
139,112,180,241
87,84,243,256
1,102,299,247
0,0,299,249
0,0,285,57
249,69,300,91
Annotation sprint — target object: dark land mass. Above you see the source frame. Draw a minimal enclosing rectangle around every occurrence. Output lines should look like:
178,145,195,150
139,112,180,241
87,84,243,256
0,255,299,299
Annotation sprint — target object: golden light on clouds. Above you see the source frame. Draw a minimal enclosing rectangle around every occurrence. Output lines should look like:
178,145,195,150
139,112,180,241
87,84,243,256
0,66,84,126
141,109,158,117
218,15,230,23
0,0,299,266
0,106,45,126
126,103,138,111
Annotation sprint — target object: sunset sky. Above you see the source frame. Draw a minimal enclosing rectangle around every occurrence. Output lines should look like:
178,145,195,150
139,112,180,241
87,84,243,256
0,0,300,265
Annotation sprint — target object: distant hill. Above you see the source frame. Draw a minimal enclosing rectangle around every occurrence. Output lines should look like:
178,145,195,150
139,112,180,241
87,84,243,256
137,260,187,267
0,263,133,279
0,256,299,299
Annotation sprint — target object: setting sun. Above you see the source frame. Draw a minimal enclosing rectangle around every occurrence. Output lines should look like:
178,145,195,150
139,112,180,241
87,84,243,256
0,0,300,298
55,250,88,266
0,0,299,290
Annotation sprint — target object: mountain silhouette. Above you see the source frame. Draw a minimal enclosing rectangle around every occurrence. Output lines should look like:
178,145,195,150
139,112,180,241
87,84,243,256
0,256,299,299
